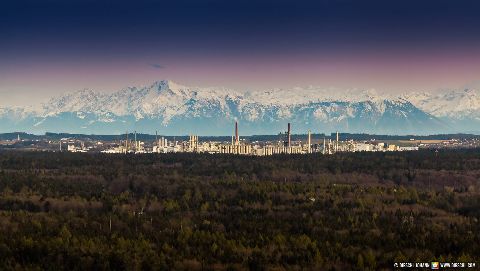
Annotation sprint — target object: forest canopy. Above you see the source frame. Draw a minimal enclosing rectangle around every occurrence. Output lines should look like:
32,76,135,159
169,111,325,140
0,150,478,270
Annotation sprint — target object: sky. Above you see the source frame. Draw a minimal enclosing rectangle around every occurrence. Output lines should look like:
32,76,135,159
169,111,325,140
1,0,480,106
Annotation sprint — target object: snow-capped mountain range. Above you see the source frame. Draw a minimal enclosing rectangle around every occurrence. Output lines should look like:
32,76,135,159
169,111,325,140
1,80,479,135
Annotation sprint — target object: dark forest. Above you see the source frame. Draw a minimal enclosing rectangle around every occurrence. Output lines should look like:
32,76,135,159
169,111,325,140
0,150,478,270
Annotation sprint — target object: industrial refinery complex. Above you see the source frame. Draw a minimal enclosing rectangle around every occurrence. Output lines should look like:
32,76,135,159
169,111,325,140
98,122,419,155
3,122,480,154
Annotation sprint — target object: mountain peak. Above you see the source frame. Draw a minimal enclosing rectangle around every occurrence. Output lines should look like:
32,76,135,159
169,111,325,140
150,80,185,93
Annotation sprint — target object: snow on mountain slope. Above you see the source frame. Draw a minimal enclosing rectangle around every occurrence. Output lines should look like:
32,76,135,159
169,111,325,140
40,80,243,123
405,88,480,119
245,86,386,106
42,89,106,116
0,80,459,134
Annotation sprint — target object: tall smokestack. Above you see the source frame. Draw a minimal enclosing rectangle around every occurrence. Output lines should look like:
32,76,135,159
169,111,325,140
308,130,311,153
134,131,137,150
235,121,239,145
336,131,339,152
287,123,291,147
323,137,326,155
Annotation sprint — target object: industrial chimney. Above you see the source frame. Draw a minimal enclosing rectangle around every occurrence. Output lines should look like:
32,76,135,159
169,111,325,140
287,123,291,147
307,130,311,153
126,131,129,151
235,121,239,145
336,131,339,152
134,131,137,151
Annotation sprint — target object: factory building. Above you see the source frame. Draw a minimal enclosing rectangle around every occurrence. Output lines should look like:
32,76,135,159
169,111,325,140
218,122,306,155
188,135,199,151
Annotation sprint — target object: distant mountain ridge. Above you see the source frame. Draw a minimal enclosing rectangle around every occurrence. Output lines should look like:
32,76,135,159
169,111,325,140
1,80,479,135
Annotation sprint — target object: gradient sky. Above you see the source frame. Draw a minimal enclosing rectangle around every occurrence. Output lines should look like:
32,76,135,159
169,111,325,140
2,0,480,106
